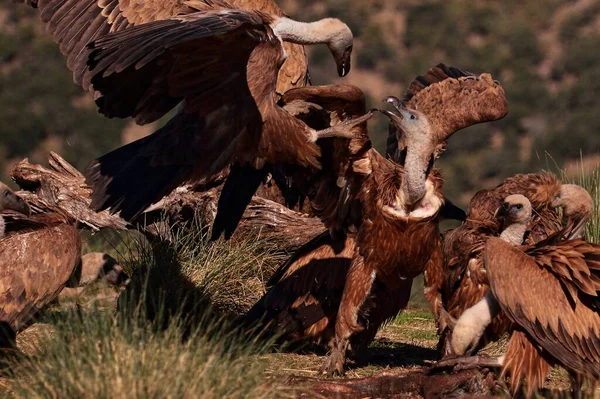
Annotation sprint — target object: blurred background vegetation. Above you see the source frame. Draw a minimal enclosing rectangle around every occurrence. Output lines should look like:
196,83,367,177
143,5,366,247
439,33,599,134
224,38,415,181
0,0,599,206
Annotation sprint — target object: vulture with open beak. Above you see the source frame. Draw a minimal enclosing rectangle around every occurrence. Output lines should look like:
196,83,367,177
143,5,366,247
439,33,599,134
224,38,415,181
0,184,81,349
439,194,600,397
432,174,595,357
12,0,357,221
246,65,508,375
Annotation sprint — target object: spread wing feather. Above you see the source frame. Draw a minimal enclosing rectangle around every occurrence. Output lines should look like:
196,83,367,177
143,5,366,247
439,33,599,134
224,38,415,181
12,0,307,95
485,237,600,378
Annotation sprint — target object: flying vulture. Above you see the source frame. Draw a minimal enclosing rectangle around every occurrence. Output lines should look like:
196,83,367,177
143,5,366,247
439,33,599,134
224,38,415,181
439,194,600,397
246,65,508,375
432,173,594,357
12,0,356,221
0,186,81,348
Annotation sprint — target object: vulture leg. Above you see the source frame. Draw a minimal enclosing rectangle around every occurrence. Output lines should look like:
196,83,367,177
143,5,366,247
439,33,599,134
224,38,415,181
569,373,584,399
313,111,374,140
319,252,374,376
448,291,500,356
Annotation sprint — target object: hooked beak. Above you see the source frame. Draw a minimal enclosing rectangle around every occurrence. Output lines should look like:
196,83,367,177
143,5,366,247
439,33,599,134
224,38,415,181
338,61,350,77
494,203,509,220
378,97,407,127
1,191,31,216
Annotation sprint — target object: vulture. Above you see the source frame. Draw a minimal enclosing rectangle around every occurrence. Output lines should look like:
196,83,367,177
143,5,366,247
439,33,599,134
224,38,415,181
246,65,508,375
0,184,81,349
432,173,595,357
440,194,600,397
13,0,357,222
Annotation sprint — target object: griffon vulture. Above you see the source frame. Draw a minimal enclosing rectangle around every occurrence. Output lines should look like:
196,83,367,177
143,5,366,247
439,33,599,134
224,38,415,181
12,0,310,98
440,194,600,397
246,65,508,375
432,173,594,357
0,187,81,348
12,0,356,221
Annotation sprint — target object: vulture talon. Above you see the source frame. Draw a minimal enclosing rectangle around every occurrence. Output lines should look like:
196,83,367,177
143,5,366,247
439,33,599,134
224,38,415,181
313,111,374,141
318,348,346,377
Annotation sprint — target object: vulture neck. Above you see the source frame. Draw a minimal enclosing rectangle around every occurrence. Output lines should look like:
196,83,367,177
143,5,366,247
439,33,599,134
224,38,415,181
401,147,430,209
272,17,338,45
0,215,4,238
500,222,528,245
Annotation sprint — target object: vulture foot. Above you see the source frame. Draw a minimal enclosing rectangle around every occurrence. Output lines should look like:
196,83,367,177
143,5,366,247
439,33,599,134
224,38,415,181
318,347,347,377
429,355,502,374
313,111,374,140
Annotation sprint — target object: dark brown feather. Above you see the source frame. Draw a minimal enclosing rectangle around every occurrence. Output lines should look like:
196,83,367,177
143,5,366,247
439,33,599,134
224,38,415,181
485,237,600,383
0,215,81,331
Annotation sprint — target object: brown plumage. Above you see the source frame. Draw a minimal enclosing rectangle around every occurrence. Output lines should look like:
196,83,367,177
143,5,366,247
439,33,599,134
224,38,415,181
387,64,508,162
485,231,600,395
13,0,354,222
12,0,308,97
0,212,81,347
433,173,595,357
246,66,508,375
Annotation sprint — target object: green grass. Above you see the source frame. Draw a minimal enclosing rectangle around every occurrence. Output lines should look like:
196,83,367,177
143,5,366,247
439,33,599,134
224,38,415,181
574,167,600,243
4,308,279,399
1,222,287,399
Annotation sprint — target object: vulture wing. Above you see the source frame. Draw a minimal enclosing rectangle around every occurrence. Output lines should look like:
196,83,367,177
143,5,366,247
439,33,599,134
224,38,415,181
245,232,354,339
280,85,371,233
12,0,307,95
0,217,81,331
485,237,600,378
84,12,292,220
387,63,508,162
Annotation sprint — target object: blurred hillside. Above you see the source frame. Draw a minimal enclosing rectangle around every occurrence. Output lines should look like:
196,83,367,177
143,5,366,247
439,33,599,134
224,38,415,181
1,0,599,205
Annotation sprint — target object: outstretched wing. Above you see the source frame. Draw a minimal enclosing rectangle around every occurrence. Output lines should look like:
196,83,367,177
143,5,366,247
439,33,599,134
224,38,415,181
0,221,81,331
86,10,273,124
10,0,196,89
387,64,508,162
485,237,600,378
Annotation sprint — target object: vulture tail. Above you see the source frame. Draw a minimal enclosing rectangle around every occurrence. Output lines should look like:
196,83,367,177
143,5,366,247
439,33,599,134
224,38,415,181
86,131,191,222
210,163,269,241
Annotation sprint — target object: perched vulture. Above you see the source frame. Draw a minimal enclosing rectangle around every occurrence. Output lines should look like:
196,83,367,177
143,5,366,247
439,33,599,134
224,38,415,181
246,65,508,375
441,194,600,397
432,173,594,357
13,0,356,221
0,186,81,348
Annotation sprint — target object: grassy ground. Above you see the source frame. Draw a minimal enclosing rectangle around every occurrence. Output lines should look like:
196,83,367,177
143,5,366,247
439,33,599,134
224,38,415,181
1,168,598,398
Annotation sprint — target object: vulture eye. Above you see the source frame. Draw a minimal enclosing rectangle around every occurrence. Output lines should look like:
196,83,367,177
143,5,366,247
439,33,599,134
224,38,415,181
3,191,8,197
410,114,416,120
515,204,523,210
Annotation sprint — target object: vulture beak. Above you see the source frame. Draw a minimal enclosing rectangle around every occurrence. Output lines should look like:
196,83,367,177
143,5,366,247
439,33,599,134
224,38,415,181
494,203,509,220
0,187,31,216
378,97,408,128
385,96,407,114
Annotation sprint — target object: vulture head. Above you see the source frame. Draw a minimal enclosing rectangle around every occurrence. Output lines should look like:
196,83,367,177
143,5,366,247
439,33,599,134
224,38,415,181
380,99,437,208
494,194,532,224
0,182,31,216
551,184,594,239
495,194,533,245
386,64,508,162
321,18,353,77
